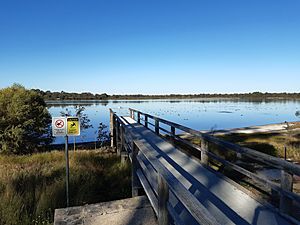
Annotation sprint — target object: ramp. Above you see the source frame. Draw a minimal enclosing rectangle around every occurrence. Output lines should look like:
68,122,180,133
121,116,293,225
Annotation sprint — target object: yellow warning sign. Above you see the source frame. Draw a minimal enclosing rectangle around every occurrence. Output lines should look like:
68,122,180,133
67,117,80,136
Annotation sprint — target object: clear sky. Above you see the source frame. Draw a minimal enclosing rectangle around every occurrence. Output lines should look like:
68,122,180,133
0,0,299,94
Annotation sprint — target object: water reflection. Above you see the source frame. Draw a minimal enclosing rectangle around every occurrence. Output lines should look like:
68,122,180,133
47,99,300,144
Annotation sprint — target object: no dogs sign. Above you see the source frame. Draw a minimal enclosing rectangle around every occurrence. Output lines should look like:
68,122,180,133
52,117,67,136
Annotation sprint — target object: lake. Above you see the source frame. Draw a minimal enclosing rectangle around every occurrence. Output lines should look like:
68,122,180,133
47,99,300,144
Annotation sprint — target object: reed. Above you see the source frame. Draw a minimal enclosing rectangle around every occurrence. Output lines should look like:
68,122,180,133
0,150,131,225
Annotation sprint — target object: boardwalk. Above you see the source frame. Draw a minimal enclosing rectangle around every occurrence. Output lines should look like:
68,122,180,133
112,110,299,225
119,116,291,225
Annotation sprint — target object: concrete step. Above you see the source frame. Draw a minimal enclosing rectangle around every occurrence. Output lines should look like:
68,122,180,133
54,196,157,225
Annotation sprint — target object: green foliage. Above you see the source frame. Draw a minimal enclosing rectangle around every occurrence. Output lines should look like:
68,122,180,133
60,105,93,131
34,88,300,101
97,122,110,146
60,106,93,146
0,150,131,225
0,84,52,154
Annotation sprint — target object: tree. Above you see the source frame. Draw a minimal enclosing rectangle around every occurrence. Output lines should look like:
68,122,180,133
97,122,110,147
0,84,52,154
61,106,92,130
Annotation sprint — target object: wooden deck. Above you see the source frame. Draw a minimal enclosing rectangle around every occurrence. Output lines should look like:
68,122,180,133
118,115,294,225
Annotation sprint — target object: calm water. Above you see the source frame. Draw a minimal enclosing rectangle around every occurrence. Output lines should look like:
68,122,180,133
47,99,300,144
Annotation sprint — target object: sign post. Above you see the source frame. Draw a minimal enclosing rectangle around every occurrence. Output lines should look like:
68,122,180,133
65,135,69,207
52,116,80,208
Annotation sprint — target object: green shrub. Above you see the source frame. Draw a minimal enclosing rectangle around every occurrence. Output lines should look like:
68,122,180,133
0,84,52,154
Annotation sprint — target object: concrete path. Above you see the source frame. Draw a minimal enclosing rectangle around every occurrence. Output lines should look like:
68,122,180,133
122,117,294,225
54,196,157,225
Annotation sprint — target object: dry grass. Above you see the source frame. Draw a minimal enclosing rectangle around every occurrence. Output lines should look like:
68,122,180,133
179,128,300,194
217,129,300,162
0,149,131,225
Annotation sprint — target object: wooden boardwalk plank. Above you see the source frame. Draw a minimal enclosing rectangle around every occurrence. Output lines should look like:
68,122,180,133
122,116,293,225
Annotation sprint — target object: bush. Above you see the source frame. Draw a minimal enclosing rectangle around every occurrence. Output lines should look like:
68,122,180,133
0,84,52,154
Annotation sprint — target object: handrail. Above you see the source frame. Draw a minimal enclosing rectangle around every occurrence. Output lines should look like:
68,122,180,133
129,108,300,177
111,108,300,223
128,108,300,220
111,110,220,225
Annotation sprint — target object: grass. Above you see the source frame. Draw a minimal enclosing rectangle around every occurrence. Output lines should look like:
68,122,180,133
0,149,131,225
177,126,300,198
216,129,300,162
181,126,300,162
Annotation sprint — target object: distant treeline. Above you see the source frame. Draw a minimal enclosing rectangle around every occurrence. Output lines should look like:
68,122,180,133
32,89,300,101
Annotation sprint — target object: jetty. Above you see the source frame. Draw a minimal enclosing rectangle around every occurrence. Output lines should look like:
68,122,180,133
54,108,300,225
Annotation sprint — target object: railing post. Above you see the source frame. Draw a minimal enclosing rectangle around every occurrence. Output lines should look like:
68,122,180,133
158,173,169,225
201,138,209,166
116,120,120,156
170,126,175,144
145,115,148,128
121,124,125,152
137,112,141,124
280,170,293,214
120,125,127,164
132,141,140,197
130,109,134,119
155,118,159,134
110,110,116,148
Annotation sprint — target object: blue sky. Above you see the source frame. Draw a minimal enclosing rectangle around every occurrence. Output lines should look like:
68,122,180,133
0,0,299,94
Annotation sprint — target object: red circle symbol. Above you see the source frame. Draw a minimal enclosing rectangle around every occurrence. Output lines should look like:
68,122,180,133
55,119,64,128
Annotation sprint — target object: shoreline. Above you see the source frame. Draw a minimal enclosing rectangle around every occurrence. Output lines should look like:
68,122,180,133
204,121,300,135
45,96,300,103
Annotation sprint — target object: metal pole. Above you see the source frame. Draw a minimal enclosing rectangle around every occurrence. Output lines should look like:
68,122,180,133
65,135,70,207
284,146,287,160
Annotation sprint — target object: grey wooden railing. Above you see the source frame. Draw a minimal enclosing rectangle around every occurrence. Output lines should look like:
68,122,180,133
127,108,300,221
110,109,220,225
110,108,300,224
